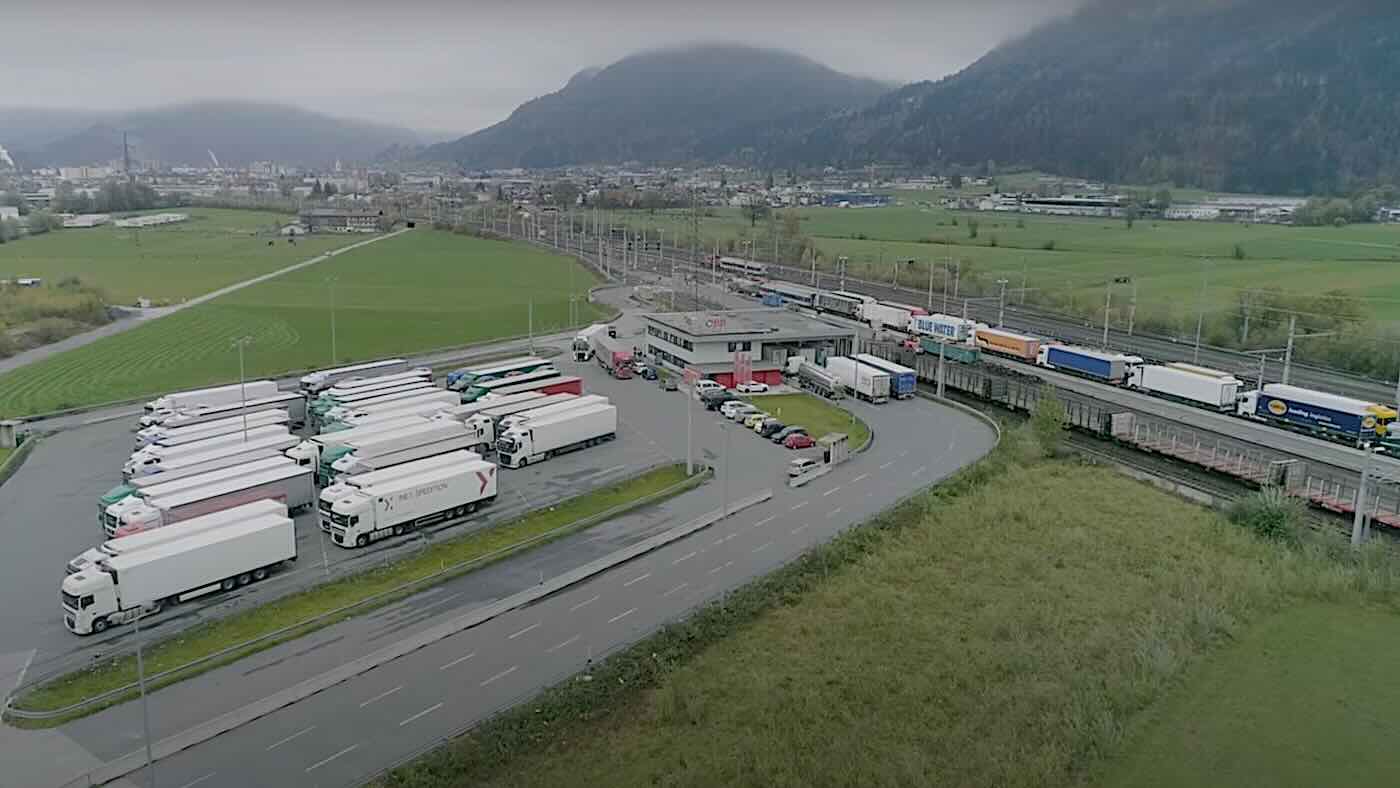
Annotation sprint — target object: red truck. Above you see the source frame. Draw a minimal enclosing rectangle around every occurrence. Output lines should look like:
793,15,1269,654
590,333,634,379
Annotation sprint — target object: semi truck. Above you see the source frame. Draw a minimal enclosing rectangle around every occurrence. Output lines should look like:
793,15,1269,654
327,391,465,430
972,327,1040,361
909,313,978,343
62,505,297,635
433,392,545,424
124,429,299,479
467,374,582,403
824,357,890,404
1036,345,1143,384
112,463,315,537
315,369,433,400
589,332,633,379
862,302,914,332
498,395,607,431
783,357,845,400
300,358,410,394
325,420,479,481
813,291,865,320
101,455,295,532
135,410,289,449
1237,384,1397,448
1127,364,1241,411
496,403,618,468
475,392,578,424
321,388,458,423
574,325,609,361
320,452,498,548
144,380,279,419
128,424,290,465
460,368,563,402
854,354,917,400
283,415,427,468
317,450,481,514
140,391,306,429
72,499,288,577
445,356,552,391
99,448,288,515
310,381,437,424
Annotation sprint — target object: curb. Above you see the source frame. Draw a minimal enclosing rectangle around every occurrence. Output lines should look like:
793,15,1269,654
0,434,42,491
78,489,772,787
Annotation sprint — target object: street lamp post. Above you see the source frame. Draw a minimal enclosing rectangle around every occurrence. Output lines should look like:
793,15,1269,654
1281,315,1336,385
326,276,339,364
1193,259,1210,363
996,278,1009,328
134,609,156,788
231,336,252,441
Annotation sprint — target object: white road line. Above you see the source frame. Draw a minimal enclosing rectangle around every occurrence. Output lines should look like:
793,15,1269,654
11,648,35,691
791,524,810,535
569,594,600,612
358,685,403,708
438,652,476,670
305,744,360,773
827,508,843,518
481,665,519,687
607,607,637,624
398,703,443,727
623,571,651,587
546,634,581,653
851,473,869,483
752,541,772,553
791,501,808,510
753,515,775,528
912,465,927,476
177,773,216,788
267,726,316,751
708,561,733,575
663,582,689,597
507,623,540,640
671,550,697,565
822,486,841,497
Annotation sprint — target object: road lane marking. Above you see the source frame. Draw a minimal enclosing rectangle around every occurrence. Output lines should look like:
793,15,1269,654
359,685,402,708
671,551,697,565
708,561,734,575
569,594,600,612
822,486,841,497
753,515,775,528
305,744,360,773
852,473,869,483
827,508,843,518
607,607,637,624
879,461,894,470
752,541,772,553
399,703,443,727
177,773,216,788
481,665,519,686
791,524,810,535
267,726,316,751
439,652,476,670
663,583,689,597
790,501,808,510
546,634,581,653
912,465,927,476
507,623,540,640
623,571,651,587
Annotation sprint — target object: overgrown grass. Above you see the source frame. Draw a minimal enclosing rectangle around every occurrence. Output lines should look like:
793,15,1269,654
740,392,870,449
10,464,697,725
376,429,1400,788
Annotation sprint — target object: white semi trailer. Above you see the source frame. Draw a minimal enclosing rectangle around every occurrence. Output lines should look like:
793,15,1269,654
62,505,297,635
113,463,315,537
824,356,891,404
127,424,290,466
144,380,279,418
325,420,478,480
283,416,429,470
317,450,481,514
72,499,288,576
1127,363,1242,411
495,403,618,469
332,392,469,429
140,391,306,429
322,389,459,427
101,455,296,532
135,410,289,449
320,452,498,548
433,392,545,424
300,358,410,394
124,431,301,479
497,394,608,431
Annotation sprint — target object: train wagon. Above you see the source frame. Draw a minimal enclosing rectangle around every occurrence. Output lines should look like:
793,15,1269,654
918,337,981,365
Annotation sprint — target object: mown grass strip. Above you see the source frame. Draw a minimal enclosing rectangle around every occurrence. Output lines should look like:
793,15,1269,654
740,392,871,450
10,463,700,726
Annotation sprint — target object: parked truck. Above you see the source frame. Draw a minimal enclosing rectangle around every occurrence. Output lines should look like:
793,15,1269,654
113,463,315,537
909,313,978,343
300,358,410,394
824,356,890,404
862,302,914,333
135,409,289,449
327,392,465,431
72,499,288,576
141,391,306,429
1127,363,1241,411
590,332,634,379
498,395,607,431
144,380,279,420
433,392,545,425
1237,383,1397,448
282,415,428,472
325,420,480,481
318,450,481,513
320,452,498,548
321,389,459,429
784,357,845,400
310,381,437,425
101,455,295,532
574,324,609,361
124,429,299,479
128,424,291,465
1036,345,1143,384
854,353,917,400
496,403,618,468
63,505,297,635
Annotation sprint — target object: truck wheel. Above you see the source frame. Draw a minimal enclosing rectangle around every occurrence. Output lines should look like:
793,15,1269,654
93,618,109,634
221,577,236,592
252,567,268,581
392,525,403,536
356,534,368,548
236,573,251,586
465,501,478,514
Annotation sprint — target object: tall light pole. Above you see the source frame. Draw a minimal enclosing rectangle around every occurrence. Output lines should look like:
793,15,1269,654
1281,315,1336,385
1126,277,1138,336
996,279,1009,327
926,259,935,312
837,255,849,291
134,608,156,788
326,275,339,364
1193,259,1210,363
231,335,252,441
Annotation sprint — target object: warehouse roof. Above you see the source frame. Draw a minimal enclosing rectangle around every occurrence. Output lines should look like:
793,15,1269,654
643,308,857,341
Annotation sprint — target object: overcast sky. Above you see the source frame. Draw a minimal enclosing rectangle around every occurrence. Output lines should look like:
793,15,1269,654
5,0,1081,137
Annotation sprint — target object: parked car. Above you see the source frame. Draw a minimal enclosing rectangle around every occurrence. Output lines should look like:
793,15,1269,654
771,426,807,444
693,380,722,399
758,419,785,437
702,390,738,410
788,457,819,477
784,433,817,450
638,366,658,380
659,376,678,391
736,381,769,394
720,401,753,419
742,412,769,429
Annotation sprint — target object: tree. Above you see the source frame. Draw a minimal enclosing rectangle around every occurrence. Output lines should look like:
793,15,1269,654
781,211,800,240
1123,203,1140,229
1031,390,1066,457
742,199,771,227
551,180,580,208
949,173,964,190
765,171,775,190
323,182,338,197
1153,188,1173,209
311,180,324,197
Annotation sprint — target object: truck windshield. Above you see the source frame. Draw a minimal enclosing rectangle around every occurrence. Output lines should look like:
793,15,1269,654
330,511,349,525
61,591,80,610
497,437,518,453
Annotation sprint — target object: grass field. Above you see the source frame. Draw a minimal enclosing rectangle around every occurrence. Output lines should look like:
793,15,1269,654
13,464,698,724
1097,603,1400,788
741,392,870,449
0,209,355,304
380,435,1400,788
0,230,606,417
604,204,1400,325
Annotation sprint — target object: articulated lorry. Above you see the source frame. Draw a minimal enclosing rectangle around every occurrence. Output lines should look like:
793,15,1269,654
310,381,436,425
824,357,890,404
854,353,917,400
785,357,846,400
135,409,289,449
283,416,428,474
140,391,306,429
144,380,279,420
1127,363,1241,411
112,463,315,537
128,424,290,466
325,420,481,480
496,403,617,468
321,389,459,429
99,449,288,514
320,452,498,548
590,332,633,379
434,392,544,425
498,394,608,431
330,392,469,430
63,504,297,635
300,358,410,394
100,455,295,532
124,430,299,479
574,325,609,361
72,499,288,576
318,450,480,514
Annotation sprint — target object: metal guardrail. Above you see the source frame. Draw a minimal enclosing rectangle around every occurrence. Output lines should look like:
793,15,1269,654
5,464,709,722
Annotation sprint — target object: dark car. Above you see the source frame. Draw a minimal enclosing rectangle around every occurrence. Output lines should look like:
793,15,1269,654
639,366,658,381
607,325,618,338
701,390,738,410
759,420,786,438
771,426,807,444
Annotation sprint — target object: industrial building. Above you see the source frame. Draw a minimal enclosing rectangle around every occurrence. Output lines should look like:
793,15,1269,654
114,213,189,228
299,207,384,233
642,308,859,388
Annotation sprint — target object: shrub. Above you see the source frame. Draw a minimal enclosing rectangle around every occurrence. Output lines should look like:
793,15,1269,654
1031,389,1066,457
1233,243,1246,260
967,220,979,239
1042,239,1057,251
1227,486,1306,544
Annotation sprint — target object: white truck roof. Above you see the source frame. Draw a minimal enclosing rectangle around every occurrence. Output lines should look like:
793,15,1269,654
130,457,295,499
143,464,311,510
348,450,483,489
312,416,431,444
102,500,288,554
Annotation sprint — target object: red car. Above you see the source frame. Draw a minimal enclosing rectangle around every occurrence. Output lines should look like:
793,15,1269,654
783,433,816,450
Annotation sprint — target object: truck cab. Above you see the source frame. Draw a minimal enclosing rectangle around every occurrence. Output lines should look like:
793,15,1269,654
61,569,149,635
284,440,321,468
322,492,375,547
115,504,163,537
